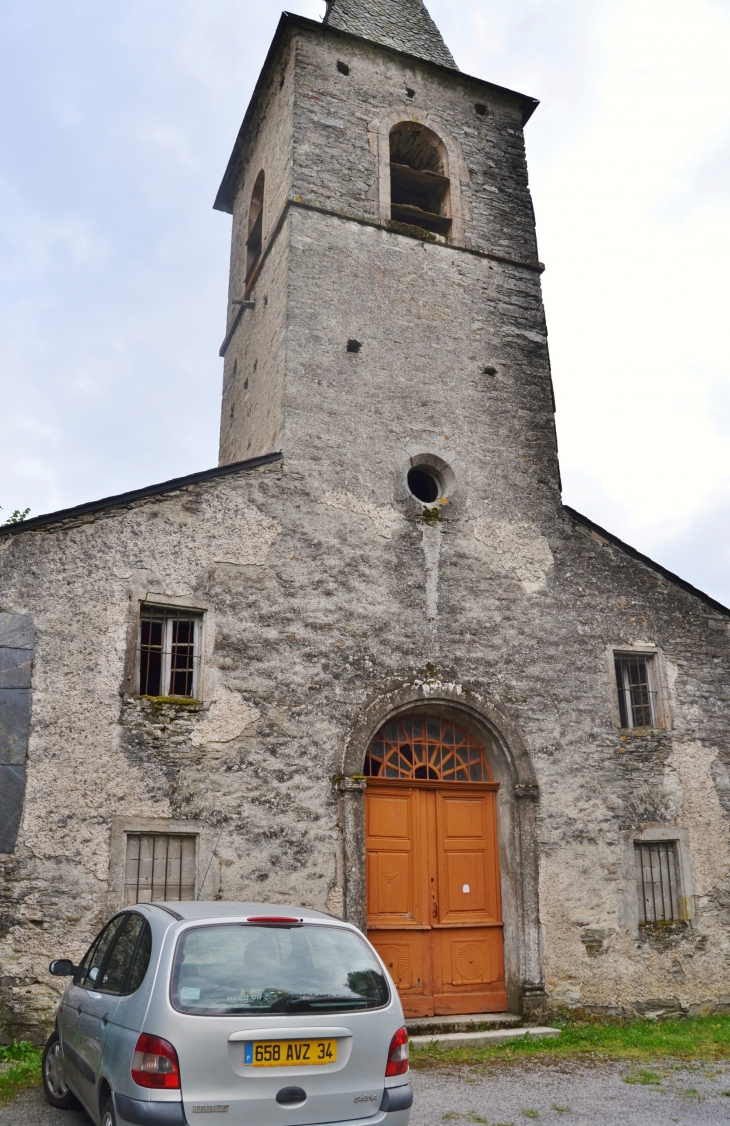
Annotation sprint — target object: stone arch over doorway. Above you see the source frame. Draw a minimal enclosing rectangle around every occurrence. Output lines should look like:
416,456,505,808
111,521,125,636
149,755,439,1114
338,683,543,1015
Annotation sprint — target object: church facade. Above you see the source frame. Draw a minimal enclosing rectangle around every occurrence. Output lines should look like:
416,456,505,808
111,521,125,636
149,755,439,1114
1,0,729,1042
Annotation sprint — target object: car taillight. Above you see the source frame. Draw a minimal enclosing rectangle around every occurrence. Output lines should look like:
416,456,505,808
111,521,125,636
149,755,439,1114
131,1034,181,1089
246,916,302,924
385,1026,409,1076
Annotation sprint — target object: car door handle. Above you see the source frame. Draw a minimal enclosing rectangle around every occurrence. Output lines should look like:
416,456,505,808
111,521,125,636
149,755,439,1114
77,1005,82,1014
102,1013,109,1026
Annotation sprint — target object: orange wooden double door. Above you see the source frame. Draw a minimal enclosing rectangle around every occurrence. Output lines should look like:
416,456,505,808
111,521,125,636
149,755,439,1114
366,783,507,1017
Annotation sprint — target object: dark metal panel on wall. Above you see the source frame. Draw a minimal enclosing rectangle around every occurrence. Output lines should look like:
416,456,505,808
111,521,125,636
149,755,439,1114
0,614,34,853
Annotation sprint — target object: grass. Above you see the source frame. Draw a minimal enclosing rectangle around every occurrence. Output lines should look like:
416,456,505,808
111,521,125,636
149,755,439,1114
624,1068,662,1085
410,1015,730,1070
0,1043,43,1105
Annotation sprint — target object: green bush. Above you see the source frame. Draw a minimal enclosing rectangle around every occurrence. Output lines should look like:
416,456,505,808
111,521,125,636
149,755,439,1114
0,1042,43,1104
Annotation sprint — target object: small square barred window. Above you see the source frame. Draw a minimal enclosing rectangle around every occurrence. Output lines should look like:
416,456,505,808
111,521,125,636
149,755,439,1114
635,841,681,924
614,654,657,728
138,605,201,699
124,834,196,905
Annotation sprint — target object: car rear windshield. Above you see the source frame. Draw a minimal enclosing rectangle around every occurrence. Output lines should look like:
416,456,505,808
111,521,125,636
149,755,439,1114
171,924,390,1016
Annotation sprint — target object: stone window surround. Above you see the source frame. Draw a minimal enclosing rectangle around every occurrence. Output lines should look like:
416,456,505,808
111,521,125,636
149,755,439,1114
241,160,268,297
122,592,213,702
107,816,221,916
335,682,544,1016
605,643,673,731
368,108,468,246
624,825,695,935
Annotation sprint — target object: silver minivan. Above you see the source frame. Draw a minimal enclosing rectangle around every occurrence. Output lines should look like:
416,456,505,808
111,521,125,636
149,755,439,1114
42,903,412,1126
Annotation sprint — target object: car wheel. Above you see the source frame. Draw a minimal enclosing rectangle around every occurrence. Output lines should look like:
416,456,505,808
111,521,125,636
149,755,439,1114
42,1031,79,1110
101,1094,117,1126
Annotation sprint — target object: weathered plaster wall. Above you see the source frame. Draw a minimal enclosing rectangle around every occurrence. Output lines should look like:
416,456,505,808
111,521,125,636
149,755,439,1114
219,220,289,464
1,449,729,1042
0,464,342,1042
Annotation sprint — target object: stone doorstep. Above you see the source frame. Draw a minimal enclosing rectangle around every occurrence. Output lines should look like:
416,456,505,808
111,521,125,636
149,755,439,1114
409,1026,561,1050
406,1012,524,1036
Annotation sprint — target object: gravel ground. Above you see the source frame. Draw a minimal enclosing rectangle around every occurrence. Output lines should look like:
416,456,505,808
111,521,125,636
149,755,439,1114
0,1086,88,1125
411,1059,730,1126
1,1061,729,1126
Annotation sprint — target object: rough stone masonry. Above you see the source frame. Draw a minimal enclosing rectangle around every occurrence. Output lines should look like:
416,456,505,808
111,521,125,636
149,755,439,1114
1,0,729,1043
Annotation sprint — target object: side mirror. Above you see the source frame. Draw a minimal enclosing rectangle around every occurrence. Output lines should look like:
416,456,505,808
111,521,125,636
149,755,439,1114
49,959,78,977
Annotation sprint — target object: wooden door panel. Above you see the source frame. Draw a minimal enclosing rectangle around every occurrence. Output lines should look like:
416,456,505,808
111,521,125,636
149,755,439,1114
366,789,425,928
436,792,502,924
443,851,487,915
368,792,411,839
368,929,433,1015
431,926,508,1013
443,796,486,838
367,851,412,916
435,927,505,986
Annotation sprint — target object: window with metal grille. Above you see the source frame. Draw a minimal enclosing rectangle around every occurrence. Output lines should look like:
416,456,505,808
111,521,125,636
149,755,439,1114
614,653,657,728
138,605,201,699
124,833,196,905
364,716,491,782
635,841,681,924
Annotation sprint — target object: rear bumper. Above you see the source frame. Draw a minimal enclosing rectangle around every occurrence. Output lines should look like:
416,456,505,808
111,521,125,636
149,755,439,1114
115,1091,412,1126
115,1094,186,1126
381,1084,413,1112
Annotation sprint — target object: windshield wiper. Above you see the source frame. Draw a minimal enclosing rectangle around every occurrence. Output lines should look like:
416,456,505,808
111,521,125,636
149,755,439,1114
280,995,371,1012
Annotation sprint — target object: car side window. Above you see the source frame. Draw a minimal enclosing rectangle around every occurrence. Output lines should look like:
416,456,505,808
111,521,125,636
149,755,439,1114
76,917,126,989
126,921,153,993
98,914,145,994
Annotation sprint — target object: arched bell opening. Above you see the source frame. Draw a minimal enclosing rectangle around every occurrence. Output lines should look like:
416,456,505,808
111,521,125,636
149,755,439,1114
245,170,265,282
388,122,451,236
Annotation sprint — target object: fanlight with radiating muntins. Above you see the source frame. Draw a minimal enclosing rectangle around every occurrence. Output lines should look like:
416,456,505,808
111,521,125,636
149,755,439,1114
364,716,492,782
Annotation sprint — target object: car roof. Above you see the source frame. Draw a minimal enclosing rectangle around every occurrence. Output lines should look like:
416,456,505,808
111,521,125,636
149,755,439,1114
149,901,341,923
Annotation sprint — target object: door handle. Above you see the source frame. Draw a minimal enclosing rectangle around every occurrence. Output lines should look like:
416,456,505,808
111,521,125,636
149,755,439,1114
77,1005,82,1015
102,1013,109,1026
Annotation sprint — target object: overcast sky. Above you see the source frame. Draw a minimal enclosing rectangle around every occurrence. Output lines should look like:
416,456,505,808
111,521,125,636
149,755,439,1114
1,0,729,604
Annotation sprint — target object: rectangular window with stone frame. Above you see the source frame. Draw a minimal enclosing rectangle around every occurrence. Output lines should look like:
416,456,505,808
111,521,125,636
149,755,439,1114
635,840,681,924
137,604,202,700
124,833,197,905
614,652,658,729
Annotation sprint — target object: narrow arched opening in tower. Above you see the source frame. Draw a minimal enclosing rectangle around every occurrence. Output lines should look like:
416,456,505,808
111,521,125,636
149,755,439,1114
245,170,265,281
389,123,451,236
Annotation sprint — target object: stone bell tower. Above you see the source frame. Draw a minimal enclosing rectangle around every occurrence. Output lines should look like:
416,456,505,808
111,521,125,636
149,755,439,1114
214,0,559,529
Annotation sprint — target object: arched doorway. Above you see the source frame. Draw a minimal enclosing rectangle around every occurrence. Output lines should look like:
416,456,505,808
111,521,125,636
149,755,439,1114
364,715,507,1017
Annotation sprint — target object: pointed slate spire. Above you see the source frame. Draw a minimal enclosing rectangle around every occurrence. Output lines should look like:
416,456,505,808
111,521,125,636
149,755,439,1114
324,0,458,70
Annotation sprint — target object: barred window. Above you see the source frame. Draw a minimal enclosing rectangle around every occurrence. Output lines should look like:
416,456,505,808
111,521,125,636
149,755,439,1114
138,605,202,699
614,653,657,728
124,833,196,905
635,841,680,924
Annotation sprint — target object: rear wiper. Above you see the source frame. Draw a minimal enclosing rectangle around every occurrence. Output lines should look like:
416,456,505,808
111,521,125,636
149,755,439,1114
282,996,370,1012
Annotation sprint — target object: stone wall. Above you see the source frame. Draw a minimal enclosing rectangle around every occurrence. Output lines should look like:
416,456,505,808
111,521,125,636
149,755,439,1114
1,8,729,1044
1,440,728,1041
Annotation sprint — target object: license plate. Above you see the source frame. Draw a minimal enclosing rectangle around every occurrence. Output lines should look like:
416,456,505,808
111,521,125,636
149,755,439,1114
244,1039,337,1067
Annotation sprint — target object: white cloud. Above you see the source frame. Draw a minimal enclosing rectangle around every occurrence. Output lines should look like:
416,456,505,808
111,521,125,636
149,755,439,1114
0,0,727,606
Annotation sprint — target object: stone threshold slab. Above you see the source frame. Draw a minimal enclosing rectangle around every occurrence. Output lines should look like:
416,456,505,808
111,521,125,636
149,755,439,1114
410,1026,561,1049
406,1012,523,1036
